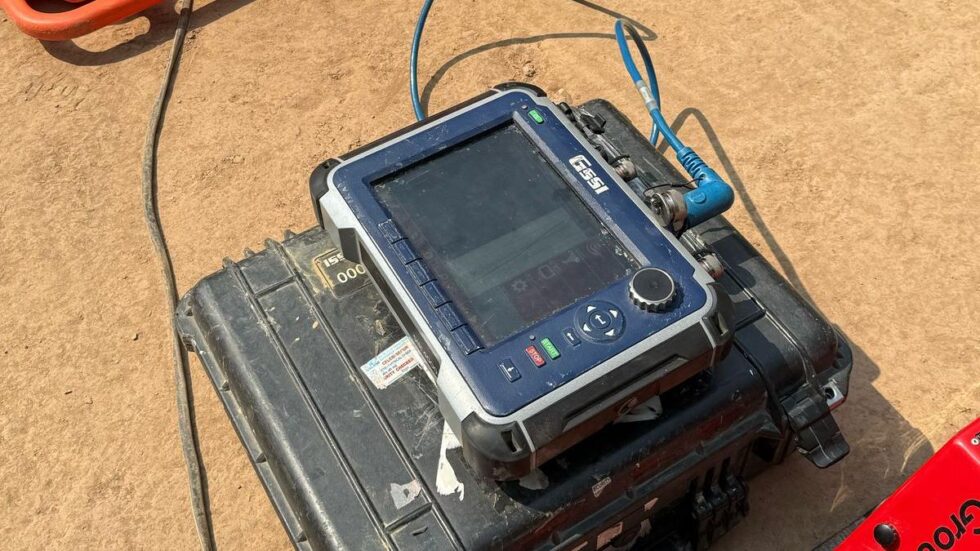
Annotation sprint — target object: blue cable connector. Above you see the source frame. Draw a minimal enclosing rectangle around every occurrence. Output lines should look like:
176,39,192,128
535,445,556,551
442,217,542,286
614,20,733,228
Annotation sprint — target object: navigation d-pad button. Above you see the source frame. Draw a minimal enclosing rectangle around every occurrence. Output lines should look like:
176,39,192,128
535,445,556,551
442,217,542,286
575,301,625,342
588,311,610,330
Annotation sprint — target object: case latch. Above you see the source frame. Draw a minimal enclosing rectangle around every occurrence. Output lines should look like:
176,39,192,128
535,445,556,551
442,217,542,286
782,386,850,468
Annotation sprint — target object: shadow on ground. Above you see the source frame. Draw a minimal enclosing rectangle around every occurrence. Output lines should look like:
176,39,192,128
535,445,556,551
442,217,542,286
420,0,656,114
664,107,933,544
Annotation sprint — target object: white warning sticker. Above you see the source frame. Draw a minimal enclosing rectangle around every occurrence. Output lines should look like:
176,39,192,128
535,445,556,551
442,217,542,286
360,336,419,389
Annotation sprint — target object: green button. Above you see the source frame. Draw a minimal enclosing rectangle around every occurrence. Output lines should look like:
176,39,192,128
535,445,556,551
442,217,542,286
540,338,560,359
528,109,545,124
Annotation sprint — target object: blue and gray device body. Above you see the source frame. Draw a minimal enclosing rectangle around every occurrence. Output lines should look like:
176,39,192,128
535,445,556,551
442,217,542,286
311,85,733,479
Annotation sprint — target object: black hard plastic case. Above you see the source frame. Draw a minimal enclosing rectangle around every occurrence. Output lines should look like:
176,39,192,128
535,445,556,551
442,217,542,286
177,99,850,550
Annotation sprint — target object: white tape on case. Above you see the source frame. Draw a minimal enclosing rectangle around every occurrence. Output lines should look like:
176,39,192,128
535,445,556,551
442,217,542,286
359,336,419,389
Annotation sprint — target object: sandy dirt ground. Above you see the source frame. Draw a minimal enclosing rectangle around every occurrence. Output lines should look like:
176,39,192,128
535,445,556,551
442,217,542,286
1,1,978,549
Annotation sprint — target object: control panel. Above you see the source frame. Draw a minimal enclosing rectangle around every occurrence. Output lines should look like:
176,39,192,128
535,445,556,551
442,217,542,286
311,84,733,479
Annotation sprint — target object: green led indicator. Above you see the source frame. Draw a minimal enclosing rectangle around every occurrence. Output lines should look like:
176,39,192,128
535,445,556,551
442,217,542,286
528,109,545,124
540,338,560,359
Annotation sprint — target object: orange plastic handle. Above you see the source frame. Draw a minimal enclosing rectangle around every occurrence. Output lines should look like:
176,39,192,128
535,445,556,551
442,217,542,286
0,0,164,41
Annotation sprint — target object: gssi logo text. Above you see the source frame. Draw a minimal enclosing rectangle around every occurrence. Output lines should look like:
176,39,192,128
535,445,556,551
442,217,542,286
569,155,609,195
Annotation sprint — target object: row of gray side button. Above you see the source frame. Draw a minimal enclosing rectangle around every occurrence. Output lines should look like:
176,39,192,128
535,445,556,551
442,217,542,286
378,219,481,355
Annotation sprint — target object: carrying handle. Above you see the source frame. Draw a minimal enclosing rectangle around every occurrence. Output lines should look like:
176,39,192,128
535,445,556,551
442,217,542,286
0,0,163,41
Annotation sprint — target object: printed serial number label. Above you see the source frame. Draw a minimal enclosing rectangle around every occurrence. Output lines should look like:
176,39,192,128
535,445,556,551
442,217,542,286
314,248,370,298
359,336,419,390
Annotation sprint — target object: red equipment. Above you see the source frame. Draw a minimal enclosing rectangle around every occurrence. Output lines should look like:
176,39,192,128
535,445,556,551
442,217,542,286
839,417,980,550
0,0,162,41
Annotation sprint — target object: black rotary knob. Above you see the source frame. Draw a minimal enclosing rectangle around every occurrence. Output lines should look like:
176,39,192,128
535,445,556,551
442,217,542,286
629,268,676,312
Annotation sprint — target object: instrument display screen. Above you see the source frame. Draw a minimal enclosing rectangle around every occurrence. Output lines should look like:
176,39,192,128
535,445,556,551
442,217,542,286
374,123,637,346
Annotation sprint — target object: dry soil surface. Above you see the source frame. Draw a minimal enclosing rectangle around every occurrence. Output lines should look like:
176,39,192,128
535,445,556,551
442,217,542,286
1,1,978,549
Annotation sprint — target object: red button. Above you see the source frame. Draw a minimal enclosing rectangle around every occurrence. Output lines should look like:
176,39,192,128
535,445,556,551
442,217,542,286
525,345,546,367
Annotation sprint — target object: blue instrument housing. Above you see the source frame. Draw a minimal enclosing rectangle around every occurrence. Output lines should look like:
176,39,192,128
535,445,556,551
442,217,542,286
324,88,710,417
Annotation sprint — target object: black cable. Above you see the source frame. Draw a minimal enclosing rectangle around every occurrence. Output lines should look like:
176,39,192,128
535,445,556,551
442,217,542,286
140,2,215,550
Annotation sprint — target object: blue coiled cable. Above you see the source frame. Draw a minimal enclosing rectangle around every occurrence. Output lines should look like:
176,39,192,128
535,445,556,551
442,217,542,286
613,19,733,227
408,5,734,228
614,20,662,146
410,0,435,121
